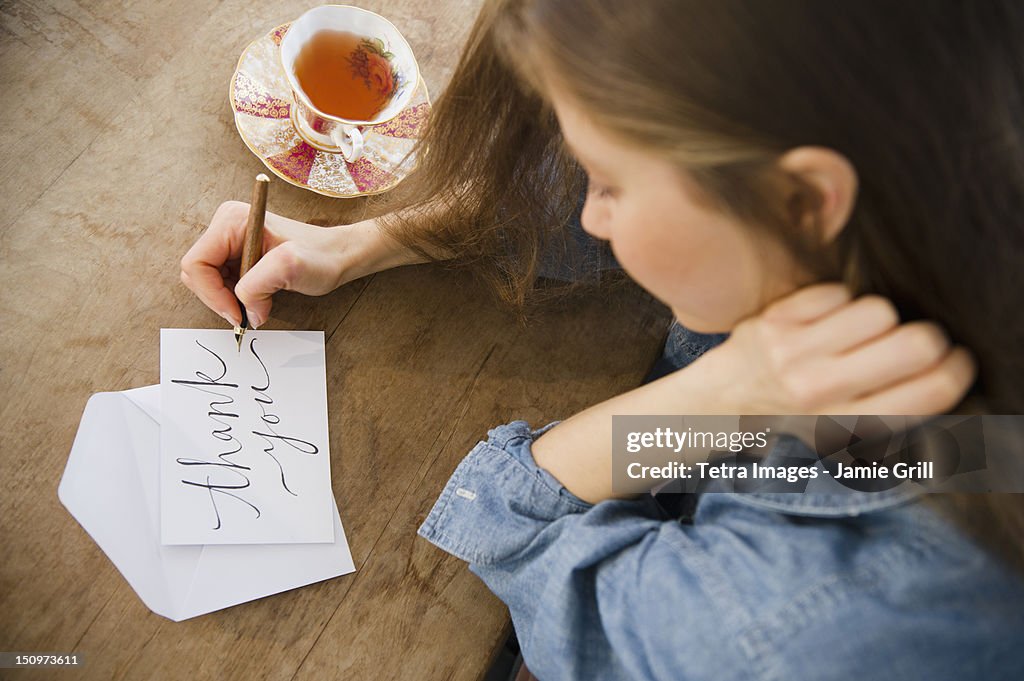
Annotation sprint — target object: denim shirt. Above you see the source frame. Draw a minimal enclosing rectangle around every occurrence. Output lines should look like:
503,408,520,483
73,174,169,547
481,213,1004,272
423,218,1024,679
418,421,1024,680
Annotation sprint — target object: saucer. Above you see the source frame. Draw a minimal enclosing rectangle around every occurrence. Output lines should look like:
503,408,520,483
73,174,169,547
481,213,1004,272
230,22,431,198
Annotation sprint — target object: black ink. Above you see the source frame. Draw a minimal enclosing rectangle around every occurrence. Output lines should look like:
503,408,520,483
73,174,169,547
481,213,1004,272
251,431,298,496
250,338,282,426
247,337,320,497
169,340,239,388
169,338,256,529
251,429,320,455
250,338,271,392
181,475,261,530
176,456,250,471
167,335,323,530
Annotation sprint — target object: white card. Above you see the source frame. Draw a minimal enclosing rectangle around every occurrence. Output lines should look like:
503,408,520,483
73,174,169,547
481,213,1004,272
159,329,333,545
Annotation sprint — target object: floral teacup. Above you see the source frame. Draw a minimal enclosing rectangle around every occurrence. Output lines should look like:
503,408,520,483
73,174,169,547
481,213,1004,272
280,5,419,161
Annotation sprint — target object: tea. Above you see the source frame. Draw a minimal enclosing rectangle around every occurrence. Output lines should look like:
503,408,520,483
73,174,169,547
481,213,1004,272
293,29,399,121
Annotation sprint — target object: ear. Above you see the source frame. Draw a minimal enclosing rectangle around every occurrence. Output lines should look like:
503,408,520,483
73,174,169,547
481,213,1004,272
777,147,858,243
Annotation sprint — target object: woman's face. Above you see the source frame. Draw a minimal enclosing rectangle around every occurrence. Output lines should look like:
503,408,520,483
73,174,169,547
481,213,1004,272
551,92,811,333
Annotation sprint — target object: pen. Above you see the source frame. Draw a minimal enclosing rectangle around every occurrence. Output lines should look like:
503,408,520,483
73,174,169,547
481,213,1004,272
234,173,270,351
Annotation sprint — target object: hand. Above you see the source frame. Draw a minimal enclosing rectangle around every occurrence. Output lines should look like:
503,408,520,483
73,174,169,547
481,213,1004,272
697,283,977,415
531,282,976,504
180,201,424,327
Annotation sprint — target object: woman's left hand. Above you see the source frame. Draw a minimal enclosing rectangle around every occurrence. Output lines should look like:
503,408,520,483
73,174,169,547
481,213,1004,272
696,283,977,415
532,283,976,503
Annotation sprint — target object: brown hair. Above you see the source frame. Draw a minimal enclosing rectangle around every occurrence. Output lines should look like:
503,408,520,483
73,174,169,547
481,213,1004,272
370,0,1024,568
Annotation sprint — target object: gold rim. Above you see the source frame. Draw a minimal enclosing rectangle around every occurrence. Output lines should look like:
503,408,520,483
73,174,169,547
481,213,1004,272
229,22,431,199
279,4,422,128
287,104,350,154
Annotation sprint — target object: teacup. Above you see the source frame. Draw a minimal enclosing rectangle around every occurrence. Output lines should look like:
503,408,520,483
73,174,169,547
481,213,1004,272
280,5,419,161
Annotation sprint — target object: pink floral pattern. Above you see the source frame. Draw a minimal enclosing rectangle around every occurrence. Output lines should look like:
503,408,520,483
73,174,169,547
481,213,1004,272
231,21,431,197
371,102,429,139
270,24,290,46
346,156,397,194
233,72,291,119
266,143,317,184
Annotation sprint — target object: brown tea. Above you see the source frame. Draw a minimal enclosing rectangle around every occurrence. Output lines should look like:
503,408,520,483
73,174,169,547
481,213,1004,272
293,29,399,121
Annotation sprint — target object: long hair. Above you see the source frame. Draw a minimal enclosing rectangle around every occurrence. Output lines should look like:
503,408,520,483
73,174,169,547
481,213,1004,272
368,0,605,315
370,0,1024,568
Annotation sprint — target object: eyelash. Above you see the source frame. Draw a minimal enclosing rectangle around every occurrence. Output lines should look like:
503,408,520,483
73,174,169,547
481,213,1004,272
588,179,617,200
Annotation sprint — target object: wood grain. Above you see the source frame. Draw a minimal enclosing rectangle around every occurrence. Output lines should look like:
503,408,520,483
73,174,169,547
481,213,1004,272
0,1,671,679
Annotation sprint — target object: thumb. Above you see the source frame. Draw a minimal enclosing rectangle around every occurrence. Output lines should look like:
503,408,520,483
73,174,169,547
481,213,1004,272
234,244,299,328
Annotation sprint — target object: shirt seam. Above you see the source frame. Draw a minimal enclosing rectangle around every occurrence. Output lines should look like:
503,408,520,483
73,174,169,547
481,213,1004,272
496,435,594,512
417,437,592,565
417,465,497,564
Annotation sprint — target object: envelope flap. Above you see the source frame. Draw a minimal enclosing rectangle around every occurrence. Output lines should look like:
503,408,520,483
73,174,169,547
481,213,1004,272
58,392,180,619
58,390,204,622
122,385,161,424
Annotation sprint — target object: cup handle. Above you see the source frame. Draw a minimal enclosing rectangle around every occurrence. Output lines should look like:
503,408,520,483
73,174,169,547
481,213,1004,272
330,125,364,162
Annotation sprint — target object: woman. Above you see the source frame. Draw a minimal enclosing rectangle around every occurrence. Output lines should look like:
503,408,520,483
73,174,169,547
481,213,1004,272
181,0,1024,678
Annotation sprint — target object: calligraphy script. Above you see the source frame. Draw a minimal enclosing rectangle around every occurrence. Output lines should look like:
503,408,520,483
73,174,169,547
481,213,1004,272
159,329,334,546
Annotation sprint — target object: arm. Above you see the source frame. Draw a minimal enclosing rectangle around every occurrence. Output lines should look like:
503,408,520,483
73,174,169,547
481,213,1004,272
180,200,451,327
532,284,977,504
418,421,746,681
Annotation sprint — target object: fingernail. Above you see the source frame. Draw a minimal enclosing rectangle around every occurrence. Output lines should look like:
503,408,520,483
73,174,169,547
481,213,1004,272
220,312,238,327
248,312,263,329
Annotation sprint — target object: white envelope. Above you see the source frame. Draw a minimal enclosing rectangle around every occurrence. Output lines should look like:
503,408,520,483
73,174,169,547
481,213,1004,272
58,385,356,622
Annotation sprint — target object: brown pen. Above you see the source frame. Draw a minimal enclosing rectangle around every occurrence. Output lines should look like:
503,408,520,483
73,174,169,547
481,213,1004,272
234,173,270,351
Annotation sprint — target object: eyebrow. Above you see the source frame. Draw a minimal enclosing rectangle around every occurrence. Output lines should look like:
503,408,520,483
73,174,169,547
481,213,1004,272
560,137,608,175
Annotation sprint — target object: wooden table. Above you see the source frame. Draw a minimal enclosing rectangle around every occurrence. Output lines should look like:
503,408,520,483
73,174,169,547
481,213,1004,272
0,1,669,678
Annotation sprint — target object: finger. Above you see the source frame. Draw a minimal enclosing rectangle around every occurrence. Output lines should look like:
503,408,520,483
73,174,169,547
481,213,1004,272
233,243,301,328
789,294,901,356
800,321,950,405
762,283,852,324
181,203,249,272
180,266,241,327
180,202,251,322
829,346,977,415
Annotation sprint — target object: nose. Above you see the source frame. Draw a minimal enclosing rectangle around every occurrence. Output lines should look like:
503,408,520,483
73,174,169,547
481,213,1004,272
580,194,611,240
